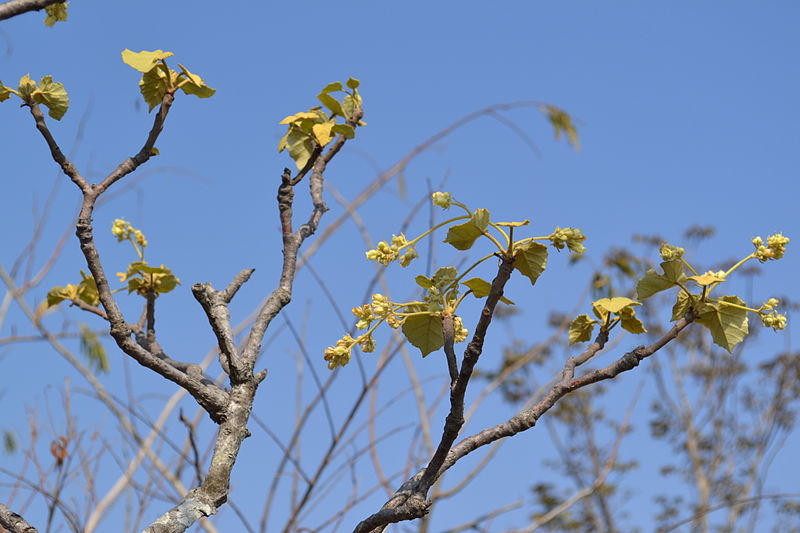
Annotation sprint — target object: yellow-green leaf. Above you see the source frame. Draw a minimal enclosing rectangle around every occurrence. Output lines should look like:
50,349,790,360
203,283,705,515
443,209,490,251
461,277,515,305
0,81,13,102
331,123,355,139
444,222,483,250
312,122,335,147
76,271,99,306
177,64,216,99
17,74,36,98
401,313,444,357
139,67,172,112
46,284,77,307
121,49,174,73
3,431,16,454
317,92,344,117
696,295,749,353
320,81,343,94
286,129,315,170
431,266,458,289
544,104,579,150
31,75,69,120
79,324,108,374
277,132,289,153
346,77,360,89
43,2,68,27
569,314,597,344
619,306,647,334
495,220,531,227
671,290,695,321
592,297,641,315
636,260,686,299
513,241,549,285
279,111,319,125
342,93,360,118
688,273,726,287
415,275,433,290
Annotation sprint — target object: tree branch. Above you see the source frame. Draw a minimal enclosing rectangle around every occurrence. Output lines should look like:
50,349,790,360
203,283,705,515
0,503,38,533
0,0,62,22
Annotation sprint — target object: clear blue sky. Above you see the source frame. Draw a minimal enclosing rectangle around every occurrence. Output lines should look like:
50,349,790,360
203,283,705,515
1,2,798,531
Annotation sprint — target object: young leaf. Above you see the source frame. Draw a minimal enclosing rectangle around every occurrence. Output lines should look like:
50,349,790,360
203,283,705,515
415,275,433,290
139,67,172,111
444,222,483,250
544,105,579,150
177,64,216,99
431,267,458,289
401,313,445,357
46,284,77,307
671,290,694,321
76,271,99,306
29,75,69,120
513,241,548,285
3,431,16,454
619,306,647,334
331,123,356,139
43,3,68,27
17,74,36,98
636,260,686,299
79,324,109,374
286,129,315,170
312,122,335,147
320,81,343,94
695,295,749,353
0,81,13,102
688,273,725,287
346,77,361,89
121,49,174,73
569,314,597,344
317,92,344,117
592,297,641,315
444,209,490,251
280,111,320,125
461,277,515,305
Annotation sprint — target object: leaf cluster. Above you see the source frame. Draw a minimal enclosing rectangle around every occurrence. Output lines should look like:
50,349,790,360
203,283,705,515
121,49,216,111
569,234,790,353
278,78,364,169
0,74,69,120
326,193,586,366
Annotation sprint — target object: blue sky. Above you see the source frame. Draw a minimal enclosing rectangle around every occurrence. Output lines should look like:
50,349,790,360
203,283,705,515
1,2,799,532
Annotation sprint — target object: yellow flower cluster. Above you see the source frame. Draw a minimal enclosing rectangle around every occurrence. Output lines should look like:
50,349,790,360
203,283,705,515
759,298,787,331
659,242,685,261
752,233,789,262
548,227,586,255
431,191,452,209
365,234,417,267
111,218,148,248
453,315,468,343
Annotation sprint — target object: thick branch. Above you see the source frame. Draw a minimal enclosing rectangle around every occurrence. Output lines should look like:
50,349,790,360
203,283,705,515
0,0,62,21
192,269,255,381
419,255,515,492
0,503,38,533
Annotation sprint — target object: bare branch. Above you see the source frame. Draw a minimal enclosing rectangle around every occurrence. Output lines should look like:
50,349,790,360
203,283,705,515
0,0,63,22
